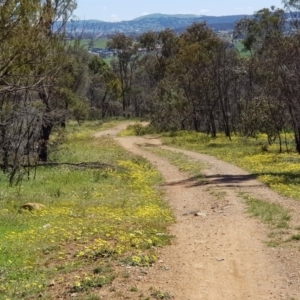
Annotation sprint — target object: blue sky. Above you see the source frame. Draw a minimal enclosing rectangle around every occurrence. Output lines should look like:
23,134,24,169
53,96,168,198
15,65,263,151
74,0,284,22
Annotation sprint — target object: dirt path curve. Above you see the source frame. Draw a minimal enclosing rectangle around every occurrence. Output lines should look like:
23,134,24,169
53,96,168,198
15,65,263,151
95,124,300,300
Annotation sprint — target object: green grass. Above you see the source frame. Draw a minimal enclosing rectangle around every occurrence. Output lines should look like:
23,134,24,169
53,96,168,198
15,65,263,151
141,146,204,180
0,120,174,299
245,195,291,228
243,195,292,246
234,41,251,58
161,131,300,200
74,38,110,49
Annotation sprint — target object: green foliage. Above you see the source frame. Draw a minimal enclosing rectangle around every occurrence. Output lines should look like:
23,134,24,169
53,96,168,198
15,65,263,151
108,33,141,114
234,7,285,54
149,22,239,137
120,123,156,136
87,52,122,118
89,55,110,74
107,33,135,50
140,31,158,51
70,98,90,125
0,0,91,182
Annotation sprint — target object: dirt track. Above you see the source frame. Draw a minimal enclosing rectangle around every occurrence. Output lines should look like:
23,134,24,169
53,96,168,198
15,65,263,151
96,124,300,300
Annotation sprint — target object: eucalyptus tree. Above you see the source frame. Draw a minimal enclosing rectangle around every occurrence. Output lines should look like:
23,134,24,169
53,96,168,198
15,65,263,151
283,0,300,30
151,23,239,136
139,29,183,129
88,55,121,118
271,33,300,153
208,42,241,139
139,28,179,84
234,6,300,152
234,6,285,55
107,33,141,115
174,22,222,134
0,0,78,183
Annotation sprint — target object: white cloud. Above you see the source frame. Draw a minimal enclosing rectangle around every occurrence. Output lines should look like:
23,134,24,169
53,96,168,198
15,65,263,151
110,14,119,21
141,12,149,16
199,9,209,14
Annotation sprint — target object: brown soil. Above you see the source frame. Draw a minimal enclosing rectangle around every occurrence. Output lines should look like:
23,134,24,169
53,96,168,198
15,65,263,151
92,124,300,300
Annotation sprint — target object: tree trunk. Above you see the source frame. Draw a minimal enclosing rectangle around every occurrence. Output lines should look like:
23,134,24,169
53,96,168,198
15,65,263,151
295,128,300,154
210,112,217,138
1,125,8,172
38,123,53,162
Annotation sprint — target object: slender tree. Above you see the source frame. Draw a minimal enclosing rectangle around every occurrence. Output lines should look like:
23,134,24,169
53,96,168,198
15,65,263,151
107,34,140,116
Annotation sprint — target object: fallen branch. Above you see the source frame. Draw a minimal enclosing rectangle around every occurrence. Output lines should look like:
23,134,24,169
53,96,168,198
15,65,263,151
0,162,115,170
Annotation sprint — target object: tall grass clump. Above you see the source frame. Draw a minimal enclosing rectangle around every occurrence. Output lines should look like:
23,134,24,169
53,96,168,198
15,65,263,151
119,122,156,137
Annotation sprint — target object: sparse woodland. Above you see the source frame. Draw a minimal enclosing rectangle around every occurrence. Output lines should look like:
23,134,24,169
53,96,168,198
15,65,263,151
1,0,300,185
96,0,300,153
87,1,300,155
2,1,300,299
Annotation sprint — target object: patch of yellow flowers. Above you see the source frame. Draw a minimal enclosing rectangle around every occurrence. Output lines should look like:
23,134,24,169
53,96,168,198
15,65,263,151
239,153,300,199
163,131,300,200
0,158,174,298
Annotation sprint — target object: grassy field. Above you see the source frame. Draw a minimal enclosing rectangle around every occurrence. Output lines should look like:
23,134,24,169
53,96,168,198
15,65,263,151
159,131,300,200
78,38,110,49
0,121,173,299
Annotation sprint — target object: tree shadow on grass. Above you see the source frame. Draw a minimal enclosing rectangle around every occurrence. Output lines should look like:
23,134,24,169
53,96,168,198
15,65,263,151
162,173,261,188
162,171,300,188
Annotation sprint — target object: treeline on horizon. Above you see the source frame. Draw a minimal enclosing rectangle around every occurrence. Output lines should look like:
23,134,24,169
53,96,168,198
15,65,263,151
0,0,300,183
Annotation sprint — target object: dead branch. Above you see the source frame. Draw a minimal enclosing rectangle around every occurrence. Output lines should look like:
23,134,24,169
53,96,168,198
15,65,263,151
0,162,115,170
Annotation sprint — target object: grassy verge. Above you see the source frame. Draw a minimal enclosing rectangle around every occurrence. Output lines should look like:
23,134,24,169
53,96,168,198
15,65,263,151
0,121,174,299
141,146,204,180
243,194,293,247
161,131,300,200
245,195,291,228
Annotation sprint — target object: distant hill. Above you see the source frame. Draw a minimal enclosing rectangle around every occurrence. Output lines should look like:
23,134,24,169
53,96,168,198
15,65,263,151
65,13,248,37
133,13,204,21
